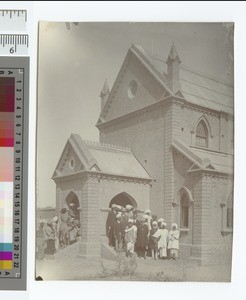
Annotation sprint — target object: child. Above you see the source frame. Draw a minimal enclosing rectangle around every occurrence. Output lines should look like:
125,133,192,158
149,221,158,260
168,223,180,261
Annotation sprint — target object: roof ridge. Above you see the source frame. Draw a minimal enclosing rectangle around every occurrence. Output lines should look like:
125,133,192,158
139,48,233,88
180,64,233,87
83,139,131,152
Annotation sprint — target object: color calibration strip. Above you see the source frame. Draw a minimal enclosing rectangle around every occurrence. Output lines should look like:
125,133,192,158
0,76,14,271
0,61,28,288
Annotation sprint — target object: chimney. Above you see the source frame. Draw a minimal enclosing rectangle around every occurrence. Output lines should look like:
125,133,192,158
100,79,110,111
166,43,181,94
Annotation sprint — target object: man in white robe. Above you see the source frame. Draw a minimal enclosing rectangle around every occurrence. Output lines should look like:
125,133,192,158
153,222,168,259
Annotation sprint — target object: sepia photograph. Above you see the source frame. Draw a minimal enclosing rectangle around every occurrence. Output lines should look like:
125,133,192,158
36,22,234,282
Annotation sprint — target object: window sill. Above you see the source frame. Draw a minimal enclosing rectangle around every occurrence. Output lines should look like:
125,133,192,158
221,228,233,236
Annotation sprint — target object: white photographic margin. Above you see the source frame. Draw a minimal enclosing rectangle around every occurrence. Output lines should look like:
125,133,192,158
1,1,246,300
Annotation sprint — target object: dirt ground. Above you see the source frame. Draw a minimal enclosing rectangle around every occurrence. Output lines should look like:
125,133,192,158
36,254,231,282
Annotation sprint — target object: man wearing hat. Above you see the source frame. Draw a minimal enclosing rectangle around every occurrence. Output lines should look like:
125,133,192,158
168,223,180,261
68,203,76,218
124,219,136,257
114,213,125,252
43,220,56,255
144,209,152,231
153,221,168,259
125,204,133,219
149,221,158,260
136,215,149,259
106,204,117,247
59,208,69,247
52,216,59,250
68,202,80,225
121,207,128,228
36,220,45,260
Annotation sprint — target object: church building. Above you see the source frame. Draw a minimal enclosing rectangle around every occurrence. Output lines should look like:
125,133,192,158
52,44,233,265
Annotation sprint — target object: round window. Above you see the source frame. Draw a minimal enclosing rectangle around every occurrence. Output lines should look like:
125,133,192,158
69,158,75,169
128,80,138,99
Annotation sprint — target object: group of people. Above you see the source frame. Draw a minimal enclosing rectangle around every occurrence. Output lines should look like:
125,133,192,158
37,202,180,261
106,204,180,260
36,203,80,259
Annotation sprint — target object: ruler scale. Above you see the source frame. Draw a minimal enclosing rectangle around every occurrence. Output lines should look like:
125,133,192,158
0,10,27,32
0,8,29,291
0,34,28,55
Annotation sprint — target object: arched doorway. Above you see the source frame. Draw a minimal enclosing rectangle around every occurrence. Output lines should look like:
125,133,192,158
109,192,137,209
65,191,79,208
65,191,80,221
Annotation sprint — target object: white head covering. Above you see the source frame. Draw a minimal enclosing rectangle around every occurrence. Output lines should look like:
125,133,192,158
152,221,157,226
52,216,58,222
128,219,133,223
158,218,165,223
142,214,149,221
126,204,133,210
172,223,178,229
145,209,151,214
116,213,122,219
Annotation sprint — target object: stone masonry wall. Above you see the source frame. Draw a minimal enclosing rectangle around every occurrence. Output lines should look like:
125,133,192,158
100,105,165,217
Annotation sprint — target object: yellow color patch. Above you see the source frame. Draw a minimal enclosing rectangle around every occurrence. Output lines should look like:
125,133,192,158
0,260,12,269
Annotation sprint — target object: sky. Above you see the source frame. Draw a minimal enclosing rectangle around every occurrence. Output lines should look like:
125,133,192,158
37,22,233,208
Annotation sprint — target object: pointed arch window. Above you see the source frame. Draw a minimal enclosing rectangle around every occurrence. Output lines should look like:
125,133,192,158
196,120,208,148
180,194,189,228
227,192,233,228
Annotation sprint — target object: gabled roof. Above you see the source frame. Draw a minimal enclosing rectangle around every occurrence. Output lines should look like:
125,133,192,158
172,139,233,175
130,44,173,96
98,44,173,122
179,65,233,114
53,134,151,180
126,46,233,115
191,146,233,174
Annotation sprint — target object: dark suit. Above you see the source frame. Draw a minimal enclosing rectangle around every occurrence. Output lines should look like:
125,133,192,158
106,210,116,247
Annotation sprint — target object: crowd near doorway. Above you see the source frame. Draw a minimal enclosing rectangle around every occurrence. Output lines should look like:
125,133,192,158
59,191,81,246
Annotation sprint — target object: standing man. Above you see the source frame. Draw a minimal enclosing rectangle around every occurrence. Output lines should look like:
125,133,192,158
126,205,133,219
114,213,125,252
44,220,56,255
124,219,136,257
136,215,149,259
106,204,117,247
